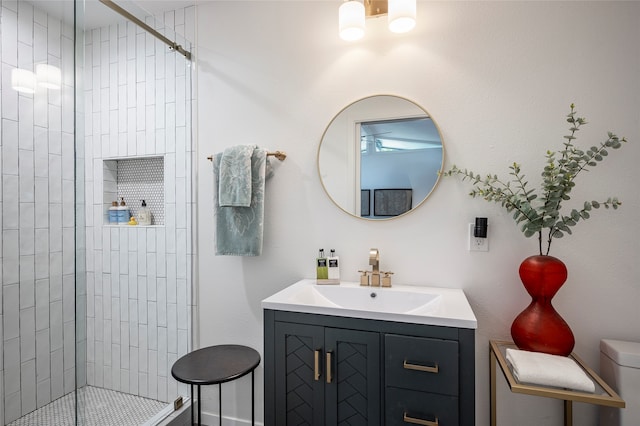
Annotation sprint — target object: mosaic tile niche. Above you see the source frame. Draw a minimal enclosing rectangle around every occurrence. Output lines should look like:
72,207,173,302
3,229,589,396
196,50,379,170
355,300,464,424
103,157,165,225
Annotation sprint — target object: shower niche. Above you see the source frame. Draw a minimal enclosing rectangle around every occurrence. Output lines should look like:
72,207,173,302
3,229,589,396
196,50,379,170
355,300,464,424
103,156,165,226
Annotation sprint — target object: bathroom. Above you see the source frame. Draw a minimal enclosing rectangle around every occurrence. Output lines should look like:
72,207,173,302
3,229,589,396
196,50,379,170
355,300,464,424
1,0,639,425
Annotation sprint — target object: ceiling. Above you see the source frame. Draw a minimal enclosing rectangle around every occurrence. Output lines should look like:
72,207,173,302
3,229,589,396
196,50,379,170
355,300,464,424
29,0,197,29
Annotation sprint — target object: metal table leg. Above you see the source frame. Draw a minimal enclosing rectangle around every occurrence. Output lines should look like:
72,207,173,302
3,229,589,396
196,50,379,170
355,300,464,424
564,400,573,426
252,370,255,426
190,384,194,426
490,349,497,426
197,385,201,425
219,383,222,426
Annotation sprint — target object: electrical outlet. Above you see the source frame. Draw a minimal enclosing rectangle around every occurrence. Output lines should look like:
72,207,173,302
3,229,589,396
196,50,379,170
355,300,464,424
468,223,489,252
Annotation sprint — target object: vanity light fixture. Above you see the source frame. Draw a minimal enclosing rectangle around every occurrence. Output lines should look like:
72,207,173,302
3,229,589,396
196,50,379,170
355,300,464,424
11,68,37,94
339,0,416,41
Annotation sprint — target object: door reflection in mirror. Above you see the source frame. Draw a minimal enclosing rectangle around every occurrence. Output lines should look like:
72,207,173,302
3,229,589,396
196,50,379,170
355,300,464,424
318,95,444,220
360,117,442,217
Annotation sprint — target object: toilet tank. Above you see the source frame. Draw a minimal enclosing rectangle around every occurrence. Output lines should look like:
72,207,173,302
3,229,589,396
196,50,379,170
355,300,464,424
600,339,640,426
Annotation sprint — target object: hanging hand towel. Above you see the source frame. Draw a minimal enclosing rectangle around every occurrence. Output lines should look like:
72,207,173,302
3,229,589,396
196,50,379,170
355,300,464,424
218,144,257,207
213,147,272,256
506,348,595,393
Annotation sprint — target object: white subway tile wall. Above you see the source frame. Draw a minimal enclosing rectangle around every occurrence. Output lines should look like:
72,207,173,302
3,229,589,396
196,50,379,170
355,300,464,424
1,1,76,424
1,1,194,424
83,8,194,406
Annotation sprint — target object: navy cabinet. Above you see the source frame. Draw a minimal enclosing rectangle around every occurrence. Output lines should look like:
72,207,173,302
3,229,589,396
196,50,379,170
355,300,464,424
264,310,475,426
271,321,380,425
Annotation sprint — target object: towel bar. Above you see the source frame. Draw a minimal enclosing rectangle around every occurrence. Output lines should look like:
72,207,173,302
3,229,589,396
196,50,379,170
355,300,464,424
207,150,286,162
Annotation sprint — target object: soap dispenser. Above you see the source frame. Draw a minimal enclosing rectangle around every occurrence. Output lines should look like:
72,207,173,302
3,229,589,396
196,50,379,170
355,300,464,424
136,199,152,226
316,249,328,283
327,249,340,284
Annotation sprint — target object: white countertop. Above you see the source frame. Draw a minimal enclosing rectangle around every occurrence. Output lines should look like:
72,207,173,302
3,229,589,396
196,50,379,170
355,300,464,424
262,279,477,329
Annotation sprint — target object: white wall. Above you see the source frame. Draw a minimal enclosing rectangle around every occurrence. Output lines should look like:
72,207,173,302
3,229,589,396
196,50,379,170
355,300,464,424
195,2,640,425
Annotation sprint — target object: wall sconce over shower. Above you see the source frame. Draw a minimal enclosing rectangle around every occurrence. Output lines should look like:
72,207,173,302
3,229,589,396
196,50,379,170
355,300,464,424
339,0,416,41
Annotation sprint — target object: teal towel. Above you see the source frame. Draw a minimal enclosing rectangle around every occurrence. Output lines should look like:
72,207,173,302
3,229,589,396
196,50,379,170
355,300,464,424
218,144,256,207
213,148,271,256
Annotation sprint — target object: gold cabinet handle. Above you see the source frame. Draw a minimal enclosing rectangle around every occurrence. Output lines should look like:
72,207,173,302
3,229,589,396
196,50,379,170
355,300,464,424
403,360,439,374
326,351,333,384
403,412,439,426
314,349,321,381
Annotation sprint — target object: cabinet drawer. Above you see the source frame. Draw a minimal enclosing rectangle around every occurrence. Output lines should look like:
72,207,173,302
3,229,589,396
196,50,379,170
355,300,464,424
386,387,459,426
385,334,459,395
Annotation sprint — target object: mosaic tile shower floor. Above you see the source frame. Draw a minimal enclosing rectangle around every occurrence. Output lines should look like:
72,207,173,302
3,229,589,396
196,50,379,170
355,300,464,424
7,386,167,426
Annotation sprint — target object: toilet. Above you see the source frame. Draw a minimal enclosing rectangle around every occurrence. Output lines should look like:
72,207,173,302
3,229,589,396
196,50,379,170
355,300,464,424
600,339,640,426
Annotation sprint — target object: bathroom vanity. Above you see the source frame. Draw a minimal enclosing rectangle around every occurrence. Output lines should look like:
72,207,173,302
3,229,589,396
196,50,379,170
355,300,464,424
262,280,477,426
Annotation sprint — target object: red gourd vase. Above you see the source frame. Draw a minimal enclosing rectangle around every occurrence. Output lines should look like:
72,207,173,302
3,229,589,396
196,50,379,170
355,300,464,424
510,255,575,356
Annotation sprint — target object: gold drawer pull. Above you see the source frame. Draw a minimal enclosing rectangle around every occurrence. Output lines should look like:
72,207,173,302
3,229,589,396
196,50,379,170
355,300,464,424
403,412,439,426
326,351,333,384
314,349,321,381
403,360,439,374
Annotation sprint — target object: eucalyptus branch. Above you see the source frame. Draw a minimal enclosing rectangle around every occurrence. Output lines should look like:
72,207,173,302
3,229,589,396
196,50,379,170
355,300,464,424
443,104,628,256
443,167,539,227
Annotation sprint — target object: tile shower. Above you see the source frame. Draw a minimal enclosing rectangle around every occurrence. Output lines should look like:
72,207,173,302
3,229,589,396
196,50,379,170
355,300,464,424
0,1,195,424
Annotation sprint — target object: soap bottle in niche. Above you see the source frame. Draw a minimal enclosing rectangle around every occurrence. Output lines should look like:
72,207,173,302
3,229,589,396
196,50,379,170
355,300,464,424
316,249,328,283
108,201,118,223
136,199,152,226
117,197,130,224
327,249,340,284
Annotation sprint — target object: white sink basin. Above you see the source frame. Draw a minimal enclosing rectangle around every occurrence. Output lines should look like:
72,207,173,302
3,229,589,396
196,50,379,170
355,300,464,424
262,279,477,328
288,284,441,314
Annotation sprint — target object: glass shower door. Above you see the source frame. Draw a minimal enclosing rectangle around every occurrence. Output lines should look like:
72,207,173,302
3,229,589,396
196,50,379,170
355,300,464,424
74,0,195,424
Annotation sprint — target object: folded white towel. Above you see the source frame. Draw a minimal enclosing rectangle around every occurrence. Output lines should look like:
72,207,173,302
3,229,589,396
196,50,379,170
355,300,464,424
506,348,595,393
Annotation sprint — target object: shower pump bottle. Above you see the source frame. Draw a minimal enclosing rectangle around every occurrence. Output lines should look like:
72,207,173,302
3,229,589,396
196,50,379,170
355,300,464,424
117,197,130,224
108,201,118,223
136,200,152,226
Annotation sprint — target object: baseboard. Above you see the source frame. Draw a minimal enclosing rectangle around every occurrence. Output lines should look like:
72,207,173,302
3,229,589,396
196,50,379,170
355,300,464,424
165,402,264,426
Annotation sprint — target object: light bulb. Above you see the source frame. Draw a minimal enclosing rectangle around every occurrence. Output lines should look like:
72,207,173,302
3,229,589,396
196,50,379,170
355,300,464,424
339,1,365,41
388,0,416,33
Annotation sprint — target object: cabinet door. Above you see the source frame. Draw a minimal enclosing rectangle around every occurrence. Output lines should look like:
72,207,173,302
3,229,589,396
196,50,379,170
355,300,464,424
275,322,325,426
325,328,381,426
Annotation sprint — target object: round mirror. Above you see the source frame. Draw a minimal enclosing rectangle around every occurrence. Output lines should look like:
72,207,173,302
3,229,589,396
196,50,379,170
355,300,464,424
318,95,444,219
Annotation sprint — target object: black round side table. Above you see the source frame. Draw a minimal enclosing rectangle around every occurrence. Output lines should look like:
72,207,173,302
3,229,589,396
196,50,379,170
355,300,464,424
171,344,261,426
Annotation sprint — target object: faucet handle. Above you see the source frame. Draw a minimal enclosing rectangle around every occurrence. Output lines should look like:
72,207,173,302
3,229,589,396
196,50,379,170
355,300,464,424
358,270,370,286
381,271,394,287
